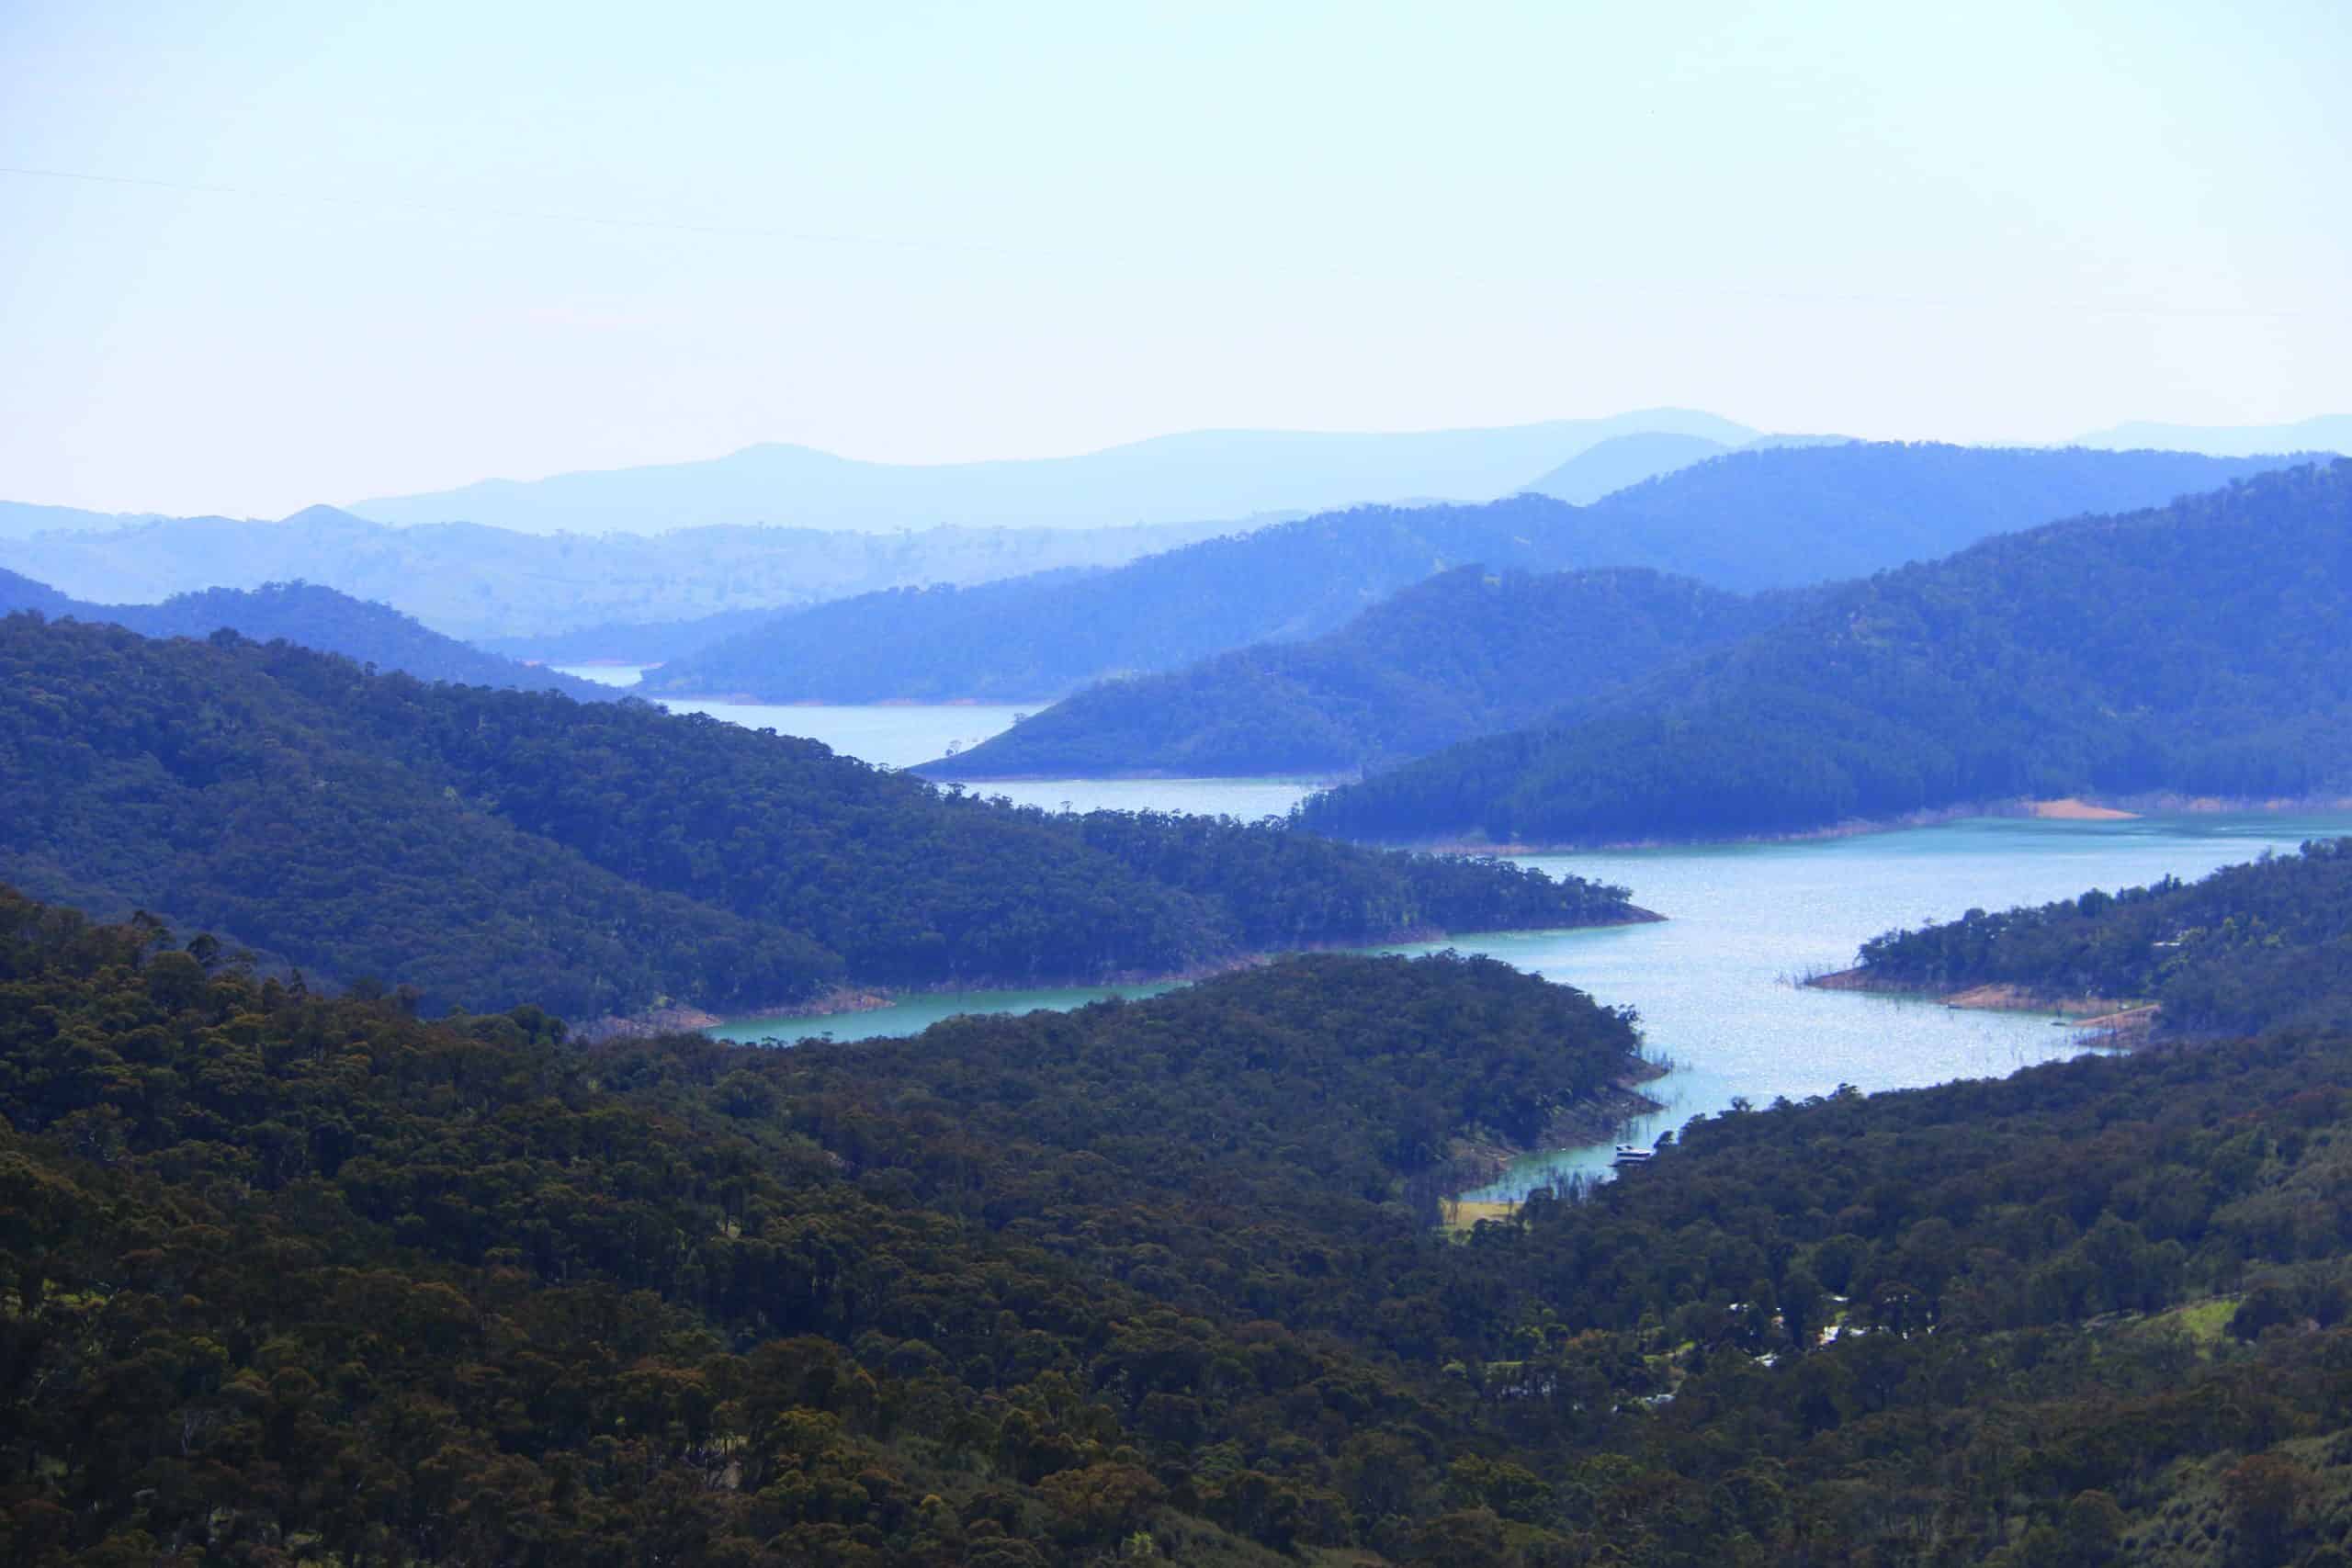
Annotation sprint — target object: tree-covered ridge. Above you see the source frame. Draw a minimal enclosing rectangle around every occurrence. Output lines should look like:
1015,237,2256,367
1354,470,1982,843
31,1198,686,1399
922,567,1791,779
0,576,616,699
1302,460,2352,845
23,888,2352,1562
641,445,2301,703
1847,838,2352,1039
0,615,1636,1018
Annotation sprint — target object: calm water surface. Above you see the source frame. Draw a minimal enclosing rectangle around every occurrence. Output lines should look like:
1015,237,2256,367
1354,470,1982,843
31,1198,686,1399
552,669,1325,811
600,691,2350,1195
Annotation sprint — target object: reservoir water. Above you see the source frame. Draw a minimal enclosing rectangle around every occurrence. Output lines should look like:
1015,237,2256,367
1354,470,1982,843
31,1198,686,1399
554,666,1325,813
563,682,2352,1199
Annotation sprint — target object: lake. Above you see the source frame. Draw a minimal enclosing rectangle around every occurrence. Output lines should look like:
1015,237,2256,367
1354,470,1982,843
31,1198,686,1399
570,686,2352,1199
555,665,1327,812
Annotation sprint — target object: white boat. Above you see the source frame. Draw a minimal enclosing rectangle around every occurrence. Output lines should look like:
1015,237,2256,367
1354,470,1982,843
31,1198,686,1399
1611,1144,1654,1166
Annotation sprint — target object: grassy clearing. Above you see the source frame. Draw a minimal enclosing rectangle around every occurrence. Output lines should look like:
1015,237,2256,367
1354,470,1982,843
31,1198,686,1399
1439,1197,1520,1235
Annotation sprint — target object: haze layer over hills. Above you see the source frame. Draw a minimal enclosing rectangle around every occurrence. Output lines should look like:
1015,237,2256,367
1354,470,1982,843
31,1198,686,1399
0,505,1242,642
0,571,613,699
1300,460,2352,846
650,443,2303,704
2071,413,2352,457
345,411,1757,533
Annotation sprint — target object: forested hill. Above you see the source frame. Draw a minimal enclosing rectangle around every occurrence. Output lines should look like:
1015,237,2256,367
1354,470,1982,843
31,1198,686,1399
922,567,1793,779
1302,461,2352,846
28,882,2352,1561
0,573,615,699
0,614,1636,1017
1556,439,2301,591
0,566,74,615
1842,838,2352,1039
641,443,2301,703
639,502,1583,703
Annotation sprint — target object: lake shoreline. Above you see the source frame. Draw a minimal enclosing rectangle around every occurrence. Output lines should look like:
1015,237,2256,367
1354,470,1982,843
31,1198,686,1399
1434,1058,1673,1224
1804,965,2159,1038
702,908,1667,1039
1384,790,2352,857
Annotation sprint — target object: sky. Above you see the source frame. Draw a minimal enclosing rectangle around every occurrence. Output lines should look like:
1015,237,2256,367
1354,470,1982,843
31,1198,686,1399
2,0,2347,517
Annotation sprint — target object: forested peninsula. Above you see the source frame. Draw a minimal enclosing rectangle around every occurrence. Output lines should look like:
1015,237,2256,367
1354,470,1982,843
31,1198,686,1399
0,571,614,699
921,567,1790,779
1824,837,2352,1040
21,859,2352,1562
0,615,1638,1020
641,444,2294,704
1302,460,2352,847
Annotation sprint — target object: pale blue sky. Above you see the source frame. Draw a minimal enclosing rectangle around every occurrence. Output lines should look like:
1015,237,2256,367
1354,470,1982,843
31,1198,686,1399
3,0,2346,515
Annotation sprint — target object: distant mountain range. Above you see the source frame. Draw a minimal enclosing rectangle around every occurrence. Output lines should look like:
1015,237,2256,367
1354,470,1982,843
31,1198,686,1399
1298,459,2352,846
0,506,1242,643
647,443,2303,704
0,500,170,542
2072,414,2352,457
341,411,1759,534
0,571,614,700
1518,430,1853,503
920,567,1792,779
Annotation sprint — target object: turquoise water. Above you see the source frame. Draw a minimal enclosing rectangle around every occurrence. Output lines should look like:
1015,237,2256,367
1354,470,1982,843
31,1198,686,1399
628,695,2351,1199
1394,812,2352,1198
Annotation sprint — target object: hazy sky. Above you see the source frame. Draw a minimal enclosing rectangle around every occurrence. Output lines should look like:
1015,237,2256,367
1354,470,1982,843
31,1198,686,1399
3,0,2347,516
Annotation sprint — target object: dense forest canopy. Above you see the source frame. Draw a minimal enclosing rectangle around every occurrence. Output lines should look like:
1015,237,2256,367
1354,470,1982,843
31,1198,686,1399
0,615,1636,1019
644,445,2303,704
1849,838,2352,1039
921,567,1792,780
19,874,2352,1562
0,573,614,699
1303,460,2352,846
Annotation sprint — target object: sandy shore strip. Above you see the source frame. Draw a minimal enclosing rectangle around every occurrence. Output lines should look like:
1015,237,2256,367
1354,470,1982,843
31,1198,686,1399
2029,797,2139,820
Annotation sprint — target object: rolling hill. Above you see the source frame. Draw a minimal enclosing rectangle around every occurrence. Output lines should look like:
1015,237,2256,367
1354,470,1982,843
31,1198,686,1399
1833,836,2352,1040
0,615,1639,1019
2074,413,2352,457
647,443,2308,703
919,567,1792,779
0,572,615,699
345,412,1756,533
1298,460,2352,846
1520,431,1734,502
0,504,1240,642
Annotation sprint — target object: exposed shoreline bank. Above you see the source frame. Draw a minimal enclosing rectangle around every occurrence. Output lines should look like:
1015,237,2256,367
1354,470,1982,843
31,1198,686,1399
598,908,1667,1043
1390,791,2352,857
1431,1058,1673,1226
1803,966,2161,1040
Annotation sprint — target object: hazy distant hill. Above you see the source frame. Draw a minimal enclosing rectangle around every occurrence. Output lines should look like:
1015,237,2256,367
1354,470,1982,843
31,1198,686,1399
345,412,1758,534
0,500,175,541
648,443,2300,702
0,504,1244,642
0,568,76,616
0,615,1635,1017
0,573,615,700
641,504,1581,702
922,567,1792,779
474,605,788,667
1521,432,1735,502
2073,414,2352,457
1300,460,2352,846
